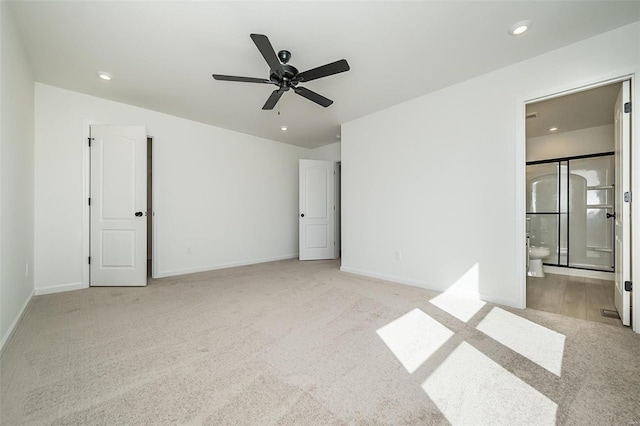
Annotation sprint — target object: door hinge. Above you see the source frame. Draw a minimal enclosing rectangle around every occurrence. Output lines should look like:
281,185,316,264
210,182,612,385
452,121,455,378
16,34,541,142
88,197,91,206
624,102,631,113
88,137,94,146
624,192,632,203
88,256,91,265
624,281,632,292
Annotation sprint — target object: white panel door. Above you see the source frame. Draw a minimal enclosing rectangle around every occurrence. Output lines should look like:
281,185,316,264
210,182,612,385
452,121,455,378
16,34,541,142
299,160,336,260
614,81,631,325
90,125,147,286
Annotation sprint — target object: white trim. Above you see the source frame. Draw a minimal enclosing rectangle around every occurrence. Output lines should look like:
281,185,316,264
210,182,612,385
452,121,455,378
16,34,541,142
154,254,298,278
516,72,639,333
0,289,34,357
340,265,427,287
631,76,640,333
514,95,527,309
542,266,614,281
82,120,95,290
335,162,341,259
339,266,518,308
150,135,158,279
35,282,85,295
478,294,519,308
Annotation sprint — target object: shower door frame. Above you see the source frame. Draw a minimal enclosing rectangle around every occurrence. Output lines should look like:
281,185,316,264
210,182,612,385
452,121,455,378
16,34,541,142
526,151,615,272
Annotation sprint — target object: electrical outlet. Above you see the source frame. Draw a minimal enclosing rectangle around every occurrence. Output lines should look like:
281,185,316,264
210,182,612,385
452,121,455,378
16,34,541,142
186,247,192,255
395,251,401,261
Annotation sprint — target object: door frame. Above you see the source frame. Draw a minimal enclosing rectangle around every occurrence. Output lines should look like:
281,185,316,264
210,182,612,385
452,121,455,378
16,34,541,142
514,73,639,332
82,121,158,287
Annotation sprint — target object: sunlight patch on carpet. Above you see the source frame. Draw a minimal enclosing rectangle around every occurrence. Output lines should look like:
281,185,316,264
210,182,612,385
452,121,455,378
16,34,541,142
422,342,557,425
476,307,565,376
376,308,453,374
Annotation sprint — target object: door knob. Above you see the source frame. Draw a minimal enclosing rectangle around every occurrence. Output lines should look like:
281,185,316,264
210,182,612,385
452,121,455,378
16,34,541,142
606,212,616,219
300,213,305,217
135,211,143,217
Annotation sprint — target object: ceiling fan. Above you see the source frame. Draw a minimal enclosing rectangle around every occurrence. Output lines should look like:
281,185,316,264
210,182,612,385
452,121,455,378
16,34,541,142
212,34,350,110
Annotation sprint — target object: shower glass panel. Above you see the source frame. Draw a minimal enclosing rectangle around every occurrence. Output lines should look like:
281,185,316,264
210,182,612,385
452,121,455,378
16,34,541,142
568,156,614,270
526,163,560,265
526,163,558,213
526,153,614,272
559,209,568,266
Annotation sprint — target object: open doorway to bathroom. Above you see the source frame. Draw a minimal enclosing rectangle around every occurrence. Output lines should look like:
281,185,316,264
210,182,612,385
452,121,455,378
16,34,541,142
524,81,632,327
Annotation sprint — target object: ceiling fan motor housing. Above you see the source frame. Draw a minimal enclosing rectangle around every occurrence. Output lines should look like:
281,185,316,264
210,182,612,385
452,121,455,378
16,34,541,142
272,64,299,86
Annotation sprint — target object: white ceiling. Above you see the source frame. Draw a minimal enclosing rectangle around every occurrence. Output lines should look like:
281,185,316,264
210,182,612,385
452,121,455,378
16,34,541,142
8,1,640,149
526,82,622,138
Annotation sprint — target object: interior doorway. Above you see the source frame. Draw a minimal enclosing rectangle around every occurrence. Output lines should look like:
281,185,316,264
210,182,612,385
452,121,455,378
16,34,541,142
523,80,632,326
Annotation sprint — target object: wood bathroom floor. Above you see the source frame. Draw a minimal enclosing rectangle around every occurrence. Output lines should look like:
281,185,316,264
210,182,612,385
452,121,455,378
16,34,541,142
526,273,624,327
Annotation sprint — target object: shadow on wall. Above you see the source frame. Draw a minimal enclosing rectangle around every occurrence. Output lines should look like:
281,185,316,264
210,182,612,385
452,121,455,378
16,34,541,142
376,263,566,424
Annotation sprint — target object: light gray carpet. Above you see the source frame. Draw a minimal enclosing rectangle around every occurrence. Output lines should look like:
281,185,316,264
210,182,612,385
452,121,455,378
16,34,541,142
1,259,639,425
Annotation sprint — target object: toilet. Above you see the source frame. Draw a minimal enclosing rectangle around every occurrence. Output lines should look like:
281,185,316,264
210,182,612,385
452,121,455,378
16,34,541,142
528,246,551,277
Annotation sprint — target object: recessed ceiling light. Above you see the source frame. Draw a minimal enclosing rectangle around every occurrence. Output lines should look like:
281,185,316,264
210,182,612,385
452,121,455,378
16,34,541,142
97,71,113,81
509,20,532,36
549,127,558,132
281,126,288,131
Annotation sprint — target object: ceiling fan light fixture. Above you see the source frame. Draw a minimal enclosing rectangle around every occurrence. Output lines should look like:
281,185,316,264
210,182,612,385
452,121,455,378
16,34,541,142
97,71,113,81
510,20,532,36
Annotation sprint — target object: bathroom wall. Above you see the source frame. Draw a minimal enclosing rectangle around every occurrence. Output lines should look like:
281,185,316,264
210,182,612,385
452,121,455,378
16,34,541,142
526,124,614,162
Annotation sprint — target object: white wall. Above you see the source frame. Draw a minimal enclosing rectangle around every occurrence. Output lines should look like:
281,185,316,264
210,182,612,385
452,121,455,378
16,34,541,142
342,23,640,308
0,3,35,351
527,124,614,162
34,84,308,292
310,141,341,161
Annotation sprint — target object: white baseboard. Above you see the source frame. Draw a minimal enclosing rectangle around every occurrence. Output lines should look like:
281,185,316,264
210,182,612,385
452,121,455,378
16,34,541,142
35,281,86,295
340,266,429,289
477,294,519,309
339,266,519,309
0,289,34,358
155,254,299,278
543,265,614,280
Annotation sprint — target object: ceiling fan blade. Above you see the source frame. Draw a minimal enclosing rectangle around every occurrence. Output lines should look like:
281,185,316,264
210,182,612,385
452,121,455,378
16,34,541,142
293,86,333,107
250,34,284,78
262,88,287,110
295,59,350,83
212,74,271,84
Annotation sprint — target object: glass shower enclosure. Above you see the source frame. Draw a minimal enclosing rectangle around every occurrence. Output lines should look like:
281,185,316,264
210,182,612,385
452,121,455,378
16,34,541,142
526,153,615,272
